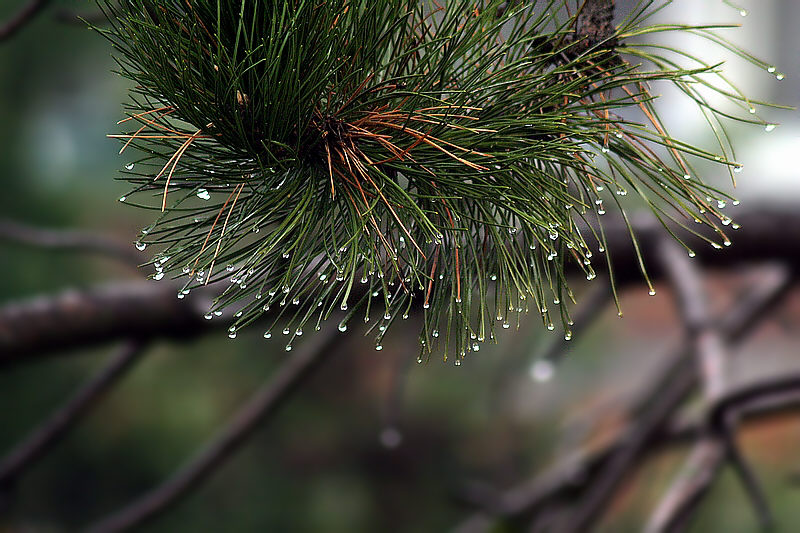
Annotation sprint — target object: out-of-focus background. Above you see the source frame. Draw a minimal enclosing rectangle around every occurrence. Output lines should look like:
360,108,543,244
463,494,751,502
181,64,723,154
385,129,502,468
1,1,798,531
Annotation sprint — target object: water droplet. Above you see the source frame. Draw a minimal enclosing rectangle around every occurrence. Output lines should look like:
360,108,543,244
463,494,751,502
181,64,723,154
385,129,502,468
196,188,211,200
733,165,743,174
375,345,383,351
765,124,777,132
739,9,748,17
295,328,303,336
125,163,135,170
154,272,165,281
768,66,777,74
776,73,785,81
648,288,656,296
530,360,554,382
264,331,272,339
134,241,146,251
285,345,292,351
283,327,290,335
688,251,696,258
683,174,691,181
228,332,237,339
119,196,126,202
204,312,213,320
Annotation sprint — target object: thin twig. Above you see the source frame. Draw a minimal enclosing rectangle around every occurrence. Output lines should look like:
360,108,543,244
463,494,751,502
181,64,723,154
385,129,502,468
0,219,141,266
455,263,792,532
646,239,772,532
0,341,146,492
85,323,341,533
0,0,52,42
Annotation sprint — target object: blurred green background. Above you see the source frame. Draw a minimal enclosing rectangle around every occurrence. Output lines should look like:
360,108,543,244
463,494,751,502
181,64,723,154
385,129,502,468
1,1,799,531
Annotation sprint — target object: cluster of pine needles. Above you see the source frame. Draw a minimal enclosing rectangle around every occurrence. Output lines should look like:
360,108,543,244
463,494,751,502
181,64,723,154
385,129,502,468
100,0,780,362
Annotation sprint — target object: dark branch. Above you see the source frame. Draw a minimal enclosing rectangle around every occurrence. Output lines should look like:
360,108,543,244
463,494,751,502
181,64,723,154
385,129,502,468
0,0,52,42
1,209,798,365
0,341,146,493
0,281,214,364
85,323,341,533
0,219,142,266
455,263,792,532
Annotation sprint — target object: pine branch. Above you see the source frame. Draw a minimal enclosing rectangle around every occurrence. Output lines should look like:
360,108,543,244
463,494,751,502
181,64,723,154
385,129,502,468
98,0,780,359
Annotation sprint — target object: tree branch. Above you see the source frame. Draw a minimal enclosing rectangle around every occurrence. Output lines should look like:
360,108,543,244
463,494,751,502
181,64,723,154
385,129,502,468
84,323,341,533
0,281,213,364
646,239,772,532
455,262,792,532
0,0,52,42
1,209,798,365
0,341,146,495
0,219,142,266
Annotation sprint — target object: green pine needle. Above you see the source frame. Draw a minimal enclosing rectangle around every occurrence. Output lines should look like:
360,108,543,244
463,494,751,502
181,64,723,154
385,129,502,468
99,0,780,362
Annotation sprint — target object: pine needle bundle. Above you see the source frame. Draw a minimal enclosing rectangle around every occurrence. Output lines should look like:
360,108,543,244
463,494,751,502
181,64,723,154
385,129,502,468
100,0,779,362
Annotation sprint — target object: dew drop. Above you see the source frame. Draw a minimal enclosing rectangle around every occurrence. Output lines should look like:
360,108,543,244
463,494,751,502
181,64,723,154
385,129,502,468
125,163,135,170
196,188,211,200
530,360,555,382
264,331,272,339
134,241,146,251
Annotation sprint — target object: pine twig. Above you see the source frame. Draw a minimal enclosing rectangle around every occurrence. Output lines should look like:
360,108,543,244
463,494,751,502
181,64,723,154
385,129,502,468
85,323,341,533
0,341,146,494
0,0,52,42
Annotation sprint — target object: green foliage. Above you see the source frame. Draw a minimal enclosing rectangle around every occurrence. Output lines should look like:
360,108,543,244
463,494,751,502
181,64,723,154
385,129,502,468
99,0,774,361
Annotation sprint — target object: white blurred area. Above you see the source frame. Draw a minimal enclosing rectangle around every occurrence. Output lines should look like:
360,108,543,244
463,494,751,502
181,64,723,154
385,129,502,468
628,0,800,202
